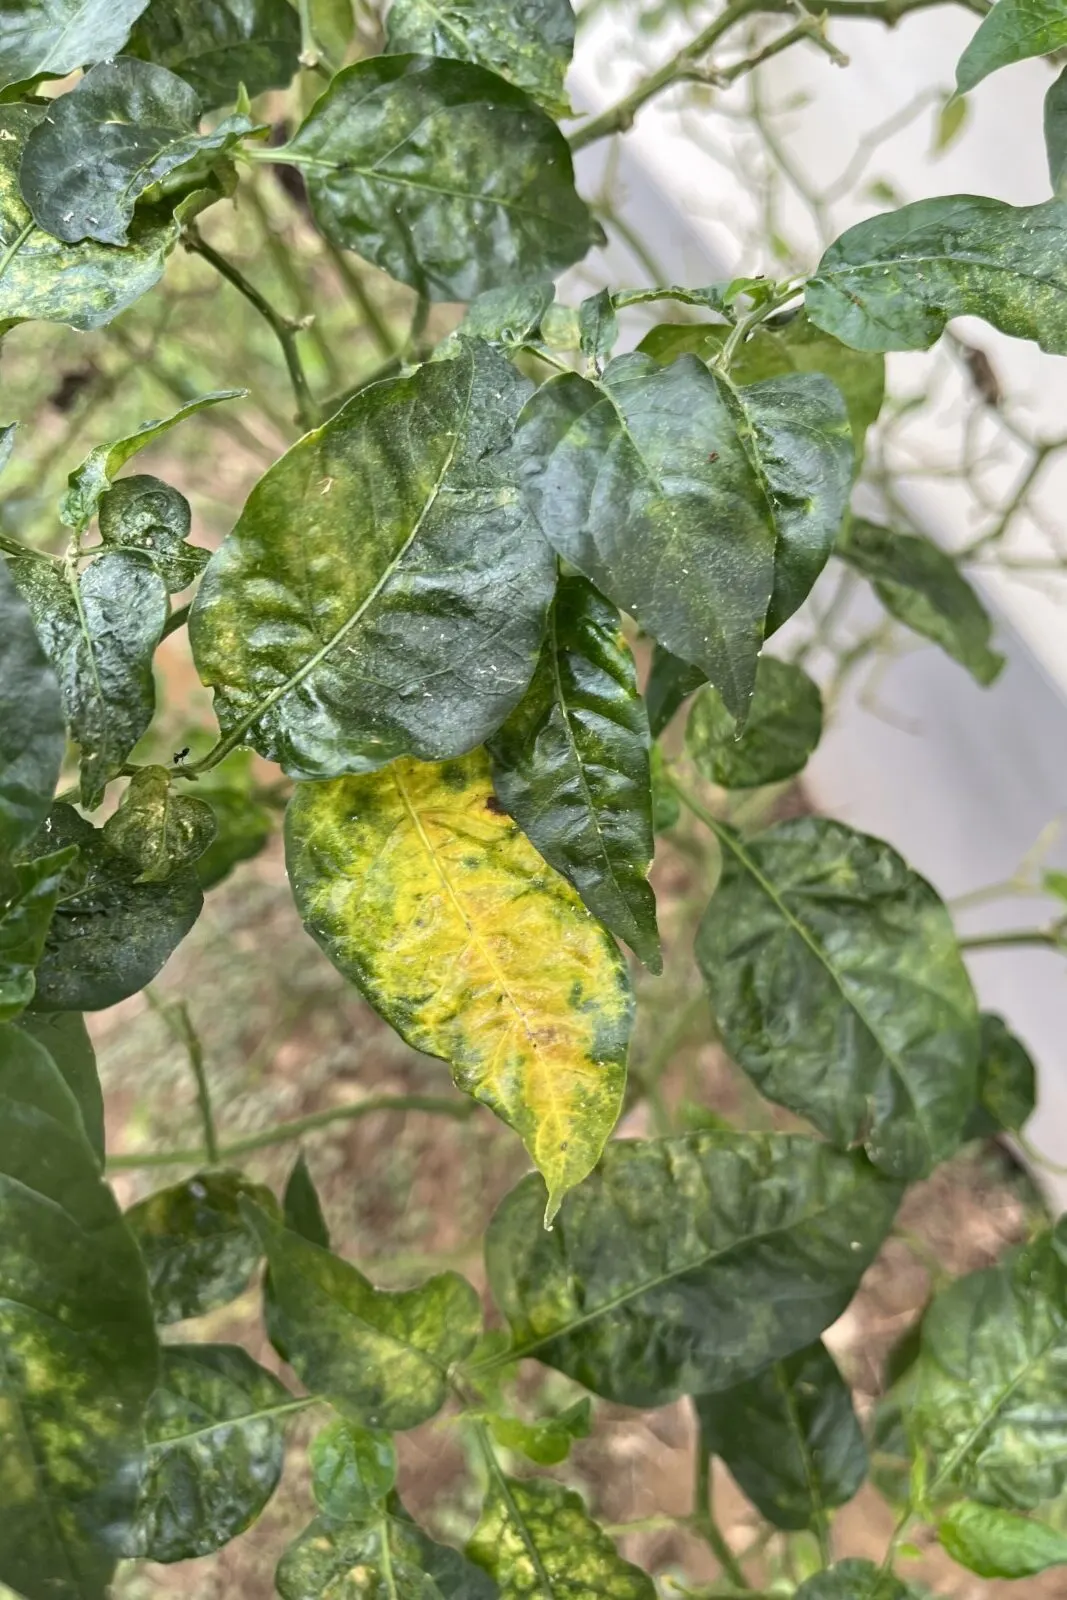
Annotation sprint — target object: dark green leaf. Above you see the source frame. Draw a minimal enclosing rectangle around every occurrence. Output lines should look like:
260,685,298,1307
385,0,574,116
126,1168,278,1325
310,1419,397,1520
938,1500,1067,1579
695,1340,867,1530
192,750,274,890
487,1398,592,1466
806,195,1067,354
0,104,179,333
130,0,301,107
685,656,822,789
24,804,203,1010
1046,66,1067,197
645,644,706,738
0,554,64,857
191,340,554,780
284,1151,330,1248
578,288,618,368
0,420,16,473
131,1343,292,1562
10,551,169,809
98,473,209,593
0,846,78,1021
484,1132,900,1407
0,1019,158,1600
837,518,1004,685
450,281,556,350
283,55,601,301
487,574,660,971
278,1496,498,1600
957,0,1067,92
15,1010,104,1164
247,1202,482,1429
964,1012,1036,1139
696,816,980,1179
103,765,216,882
793,1561,914,1600
0,0,150,91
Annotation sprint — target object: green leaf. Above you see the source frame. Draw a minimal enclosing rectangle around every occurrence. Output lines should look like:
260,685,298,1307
285,750,633,1220
696,816,980,1179
939,1500,1067,1579
837,518,1004,685
98,473,208,594
0,846,78,1021
645,644,706,738
511,352,778,722
578,288,618,368
0,1019,159,1600
467,1473,654,1600
103,765,216,882
191,341,554,779
487,574,660,972
126,1168,278,1325
131,1343,292,1562
278,1495,499,1600
0,0,150,91
695,1340,867,1530
310,1419,397,1520
15,1010,104,1164
487,1398,592,1466
957,0,1067,92
793,1561,915,1600
130,0,301,107
191,749,274,890
284,1151,331,1248
964,1012,1036,1139
934,92,969,153
0,555,64,857
247,1201,483,1429
807,195,1067,354
1046,66,1067,197
283,55,601,301
685,656,822,789
385,0,575,116
484,1131,900,1407
449,281,556,350
10,551,169,809
0,104,179,333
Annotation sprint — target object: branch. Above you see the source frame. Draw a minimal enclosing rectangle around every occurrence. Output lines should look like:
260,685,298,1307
957,926,1067,953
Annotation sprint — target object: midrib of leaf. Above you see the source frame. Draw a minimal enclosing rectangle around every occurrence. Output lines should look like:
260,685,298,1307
0,220,34,283
826,250,1067,299
147,1393,311,1451
287,153,565,226
775,1360,824,1524
482,1445,556,1600
403,0,476,59
67,568,109,793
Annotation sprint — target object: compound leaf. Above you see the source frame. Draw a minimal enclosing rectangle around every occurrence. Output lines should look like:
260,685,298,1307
957,0,1067,92
103,765,216,883
467,1474,654,1600
964,1012,1036,1139
938,1500,1067,1579
286,750,634,1220
98,473,208,594
130,0,301,106
0,0,149,90
0,847,77,1020
685,656,822,789
15,1010,104,1164
386,0,574,116
0,555,64,857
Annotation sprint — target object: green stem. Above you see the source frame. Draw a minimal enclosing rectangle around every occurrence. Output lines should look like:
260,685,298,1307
0,533,62,566
957,926,1066,952
297,0,334,73
162,600,191,640
693,1418,751,1589
243,182,344,388
151,996,220,1163
325,239,399,361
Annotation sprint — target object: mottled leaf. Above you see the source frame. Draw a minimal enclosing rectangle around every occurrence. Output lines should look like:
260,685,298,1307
838,518,1004,685
284,1152,330,1248
192,750,274,890
98,474,208,594
0,1019,158,1600
487,574,659,971
447,281,556,352
964,1012,1036,1139
248,1202,482,1429
793,1561,914,1600
191,341,553,779
286,750,633,1219
130,0,301,106
484,1132,900,1407
957,0,1067,92
939,1501,1067,1579
0,0,149,90
487,1398,591,1466
695,1340,867,1530
278,1495,497,1600
645,644,706,738
283,54,600,301
0,847,78,1020
126,1169,278,1325
1046,66,1067,197
310,1419,397,1520
806,195,1067,354
386,0,574,115
103,765,216,883
0,555,64,857
696,816,980,1179
685,656,822,789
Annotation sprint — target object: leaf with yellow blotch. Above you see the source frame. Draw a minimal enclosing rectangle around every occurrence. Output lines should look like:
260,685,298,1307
285,749,633,1222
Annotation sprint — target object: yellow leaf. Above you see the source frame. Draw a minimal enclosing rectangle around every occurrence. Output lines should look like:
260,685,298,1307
286,750,633,1221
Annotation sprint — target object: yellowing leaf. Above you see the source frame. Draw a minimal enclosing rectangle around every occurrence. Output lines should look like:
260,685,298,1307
285,750,633,1221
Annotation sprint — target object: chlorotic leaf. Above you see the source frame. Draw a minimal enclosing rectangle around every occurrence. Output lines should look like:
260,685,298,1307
0,1019,159,1600
0,847,78,1021
310,1419,397,1520
285,750,634,1219
957,0,1067,93
0,0,150,91
283,1152,331,1248
278,1495,498,1600
0,556,64,857
645,644,706,738
191,341,554,780
964,1012,1036,1139
126,1169,278,1325
685,656,822,789
484,1132,900,1407
15,1011,104,1164
487,1399,592,1467
1046,66,1067,197
838,518,1004,685
385,0,575,116
467,1474,654,1600
191,750,274,890
487,575,660,972
130,0,301,107
793,1560,915,1600
694,1340,867,1530
246,1201,482,1429
806,195,1067,354
98,474,208,594
283,55,601,301
103,765,216,883
938,1500,1067,1579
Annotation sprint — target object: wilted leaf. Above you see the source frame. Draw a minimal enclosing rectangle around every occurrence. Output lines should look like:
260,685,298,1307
386,0,575,115
286,750,633,1219
957,0,1067,92
964,1012,1036,1139
645,644,706,738
1046,67,1067,197
103,765,216,882
696,816,980,1179
0,0,150,91
484,1132,900,1406
278,1495,498,1600
0,847,78,1021
16,1010,104,1164
310,1419,397,1520
939,1500,1067,1579
487,1399,591,1466
0,556,64,857
685,656,822,789
98,473,209,593
130,0,301,106
191,341,554,779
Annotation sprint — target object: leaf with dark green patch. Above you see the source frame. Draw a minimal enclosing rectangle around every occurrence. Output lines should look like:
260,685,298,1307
793,1561,915,1600
103,765,216,883
248,1202,482,1429
310,1419,397,1520
1046,67,1067,197
284,1152,330,1247
0,846,78,1020
837,518,1004,685
126,1169,278,1325
487,575,659,971
697,816,980,1179
939,1501,1067,1579
0,0,150,91
0,1019,159,1600
191,341,554,779
191,750,274,891
484,1132,900,1407
695,1340,867,1530
487,1399,592,1466
98,474,209,593
130,0,301,106
386,0,575,116
15,1010,104,1165
278,1495,499,1600
645,645,706,738
957,0,1067,92
685,656,822,789
0,555,64,857
283,55,601,301
806,195,1067,354
964,1012,1036,1139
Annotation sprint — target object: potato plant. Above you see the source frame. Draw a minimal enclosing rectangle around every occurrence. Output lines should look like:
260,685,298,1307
3,0,1067,1596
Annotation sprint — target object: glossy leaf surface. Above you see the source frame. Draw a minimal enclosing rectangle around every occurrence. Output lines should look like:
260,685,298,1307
130,0,301,105
386,0,574,115
286,750,633,1219
15,1010,104,1164
278,1495,498,1600
685,656,822,789
696,816,979,1179
0,0,149,90
964,1012,1036,1139
485,1132,900,1406
98,473,208,593
191,341,554,779
285,55,600,301
310,1419,397,1520
957,0,1067,91
467,1474,654,1600
103,765,216,882
938,1500,1067,1579
0,845,74,1020
0,556,64,857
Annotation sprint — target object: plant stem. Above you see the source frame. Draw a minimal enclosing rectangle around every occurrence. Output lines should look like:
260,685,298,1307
162,600,191,640
958,926,1066,952
150,996,220,1163
324,239,399,360
693,1420,751,1589
242,181,345,387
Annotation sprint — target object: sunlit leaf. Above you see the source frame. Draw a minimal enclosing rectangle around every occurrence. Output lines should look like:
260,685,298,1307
130,0,301,106
938,1500,1067,1579
103,765,216,883
487,1398,591,1466
957,0,1067,92
685,656,822,789
15,1010,104,1164
386,0,575,115
0,555,64,857
310,1419,397,1520
98,474,208,594
0,846,77,1020
0,0,150,91
964,1012,1036,1139
278,1495,498,1600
